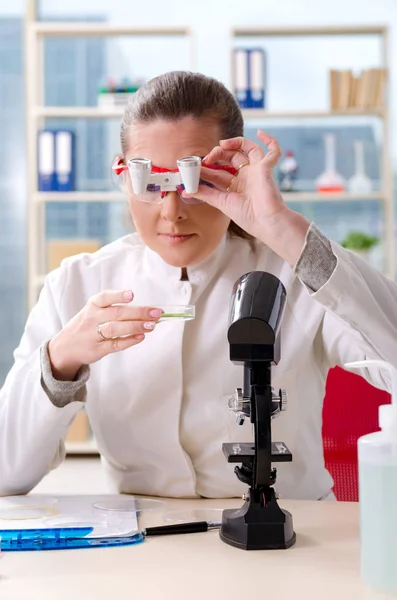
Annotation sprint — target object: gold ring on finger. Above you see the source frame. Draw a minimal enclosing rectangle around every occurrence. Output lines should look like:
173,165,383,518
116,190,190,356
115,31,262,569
226,160,250,192
237,160,250,172
97,323,111,341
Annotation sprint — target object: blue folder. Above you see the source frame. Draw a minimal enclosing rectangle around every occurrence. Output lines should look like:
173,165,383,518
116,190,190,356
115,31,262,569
0,526,143,551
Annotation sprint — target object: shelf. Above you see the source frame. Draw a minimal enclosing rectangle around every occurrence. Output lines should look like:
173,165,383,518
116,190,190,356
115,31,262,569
35,106,386,120
33,106,125,119
33,191,125,202
242,108,385,119
33,191,384,204
283,192,384,202
233,25,387,37
32,23,191,37
65,440,99,456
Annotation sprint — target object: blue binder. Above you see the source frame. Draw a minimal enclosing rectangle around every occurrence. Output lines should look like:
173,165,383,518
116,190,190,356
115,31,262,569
234,48,249,108
233,48,266,109
37,129,56,191
55,129,76,191
247,48,266,108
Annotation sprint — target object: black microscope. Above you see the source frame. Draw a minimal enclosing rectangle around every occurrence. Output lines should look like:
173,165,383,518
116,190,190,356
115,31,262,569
220,271,296,550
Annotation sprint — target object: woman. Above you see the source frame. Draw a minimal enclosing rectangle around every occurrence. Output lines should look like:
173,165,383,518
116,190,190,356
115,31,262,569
0,71,396,500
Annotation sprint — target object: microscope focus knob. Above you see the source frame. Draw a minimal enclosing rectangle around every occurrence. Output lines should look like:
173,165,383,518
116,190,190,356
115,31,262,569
280,389,288,411
228,388,250,425
228,388,246,412
235,388,244,412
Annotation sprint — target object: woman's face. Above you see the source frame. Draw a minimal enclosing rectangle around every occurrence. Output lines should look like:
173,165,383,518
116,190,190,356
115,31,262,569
124,116,230,267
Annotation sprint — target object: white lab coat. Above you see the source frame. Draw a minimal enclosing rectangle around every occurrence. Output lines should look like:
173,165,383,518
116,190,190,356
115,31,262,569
0,231,396,499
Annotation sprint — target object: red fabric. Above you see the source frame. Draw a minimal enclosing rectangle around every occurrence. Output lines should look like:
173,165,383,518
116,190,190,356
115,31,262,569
322,366,390,501
152,164,237,175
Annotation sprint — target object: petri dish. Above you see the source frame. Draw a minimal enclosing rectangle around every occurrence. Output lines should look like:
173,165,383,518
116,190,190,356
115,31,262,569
93,497,166,514
162,508,223,524
155,305,195,322
43,514,136,538
0,496,58,520
0,496,58,508
0,507,56,520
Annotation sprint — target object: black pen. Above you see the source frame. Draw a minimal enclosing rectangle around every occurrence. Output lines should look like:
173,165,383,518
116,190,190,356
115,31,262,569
142,521,221,537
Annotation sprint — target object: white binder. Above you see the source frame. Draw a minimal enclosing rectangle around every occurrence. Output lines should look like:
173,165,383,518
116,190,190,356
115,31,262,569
38,130,55,191
55,130,75,191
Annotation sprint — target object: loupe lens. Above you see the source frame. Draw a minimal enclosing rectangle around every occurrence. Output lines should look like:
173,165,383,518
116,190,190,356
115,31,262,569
128,157,151,170
177,156,201,168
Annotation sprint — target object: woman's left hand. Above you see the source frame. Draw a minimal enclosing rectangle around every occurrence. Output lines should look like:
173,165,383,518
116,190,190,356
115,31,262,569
184,130,310,266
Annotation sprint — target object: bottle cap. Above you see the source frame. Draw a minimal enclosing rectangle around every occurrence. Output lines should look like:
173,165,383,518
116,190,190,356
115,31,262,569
379,403,397,430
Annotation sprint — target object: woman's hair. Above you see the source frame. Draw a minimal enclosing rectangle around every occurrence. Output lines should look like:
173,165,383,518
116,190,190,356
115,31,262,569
120,71,253,241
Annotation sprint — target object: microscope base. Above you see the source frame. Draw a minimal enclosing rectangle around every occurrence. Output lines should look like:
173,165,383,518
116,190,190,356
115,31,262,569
219,489,296,550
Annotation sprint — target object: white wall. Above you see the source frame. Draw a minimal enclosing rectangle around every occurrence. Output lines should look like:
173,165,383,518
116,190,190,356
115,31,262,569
35,0,397,167
0,0,24,14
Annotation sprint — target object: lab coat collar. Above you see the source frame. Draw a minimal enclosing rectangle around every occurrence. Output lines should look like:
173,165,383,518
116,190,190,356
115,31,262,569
143,234,229,286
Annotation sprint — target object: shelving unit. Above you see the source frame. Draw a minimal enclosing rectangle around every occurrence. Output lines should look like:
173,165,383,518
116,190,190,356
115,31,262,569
231,25,394,280
23,17,394,457
25,10,194,314
25,4,194,456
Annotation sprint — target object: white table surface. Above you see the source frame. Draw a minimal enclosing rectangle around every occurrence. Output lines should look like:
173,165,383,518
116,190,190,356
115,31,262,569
0,458,393,600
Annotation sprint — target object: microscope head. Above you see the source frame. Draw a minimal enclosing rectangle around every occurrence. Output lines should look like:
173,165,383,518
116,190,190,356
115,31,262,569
227,271,287,365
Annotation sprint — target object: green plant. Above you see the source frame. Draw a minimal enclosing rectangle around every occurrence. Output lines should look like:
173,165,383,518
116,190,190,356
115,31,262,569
341,231,380,250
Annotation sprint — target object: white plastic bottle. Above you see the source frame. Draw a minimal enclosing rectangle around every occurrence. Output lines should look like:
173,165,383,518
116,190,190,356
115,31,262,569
345,359,397,594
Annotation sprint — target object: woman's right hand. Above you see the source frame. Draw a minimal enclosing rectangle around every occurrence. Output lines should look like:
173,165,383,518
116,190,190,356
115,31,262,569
47,289,163,381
